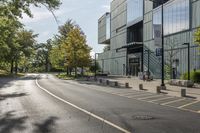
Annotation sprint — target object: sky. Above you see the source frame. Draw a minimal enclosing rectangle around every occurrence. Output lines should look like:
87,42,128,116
20,0,112,57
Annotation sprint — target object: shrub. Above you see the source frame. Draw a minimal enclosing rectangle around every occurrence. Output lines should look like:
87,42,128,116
181,70,200,83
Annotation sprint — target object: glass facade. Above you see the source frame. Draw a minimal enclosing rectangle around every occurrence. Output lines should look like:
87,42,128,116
153,0,190,36
127,0,143,24
164,0,189,35
106,13,110,40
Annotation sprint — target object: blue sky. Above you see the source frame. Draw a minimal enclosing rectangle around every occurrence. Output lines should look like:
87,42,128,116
20,0,111,57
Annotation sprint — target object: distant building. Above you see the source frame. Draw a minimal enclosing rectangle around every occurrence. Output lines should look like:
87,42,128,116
98,0,200,78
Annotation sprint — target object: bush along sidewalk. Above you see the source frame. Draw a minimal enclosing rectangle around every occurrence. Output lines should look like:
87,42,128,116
181,70,200,83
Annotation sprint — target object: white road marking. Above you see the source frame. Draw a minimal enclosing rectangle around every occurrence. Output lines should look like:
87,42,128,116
178,101,200,109
149,97,173,102
36,78,131,133
161,98,185,105
127,93,153,98
138,94,163,100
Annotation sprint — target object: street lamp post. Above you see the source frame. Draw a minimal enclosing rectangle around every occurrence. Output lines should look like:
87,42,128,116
94,53,97,80
148,0,165,87
161,0,165,87
145,49,150,80
183,43,190,80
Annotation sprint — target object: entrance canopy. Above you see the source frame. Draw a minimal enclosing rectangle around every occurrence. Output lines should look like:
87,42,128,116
116,42,143,54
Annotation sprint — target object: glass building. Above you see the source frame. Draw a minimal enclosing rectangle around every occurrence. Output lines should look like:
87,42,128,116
98,0,200,78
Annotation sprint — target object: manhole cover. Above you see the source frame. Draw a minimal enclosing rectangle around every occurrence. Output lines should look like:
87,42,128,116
133,115,155,120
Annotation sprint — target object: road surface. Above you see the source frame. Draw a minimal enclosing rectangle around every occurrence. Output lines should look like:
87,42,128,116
0,73,200,133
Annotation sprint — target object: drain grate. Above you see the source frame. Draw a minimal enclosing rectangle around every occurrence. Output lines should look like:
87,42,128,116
133,115,155,120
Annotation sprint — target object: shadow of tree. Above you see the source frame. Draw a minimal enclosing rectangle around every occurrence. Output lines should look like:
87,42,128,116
0,93,27,101
33,117,59,133
0,111,28,133
0,75,40,89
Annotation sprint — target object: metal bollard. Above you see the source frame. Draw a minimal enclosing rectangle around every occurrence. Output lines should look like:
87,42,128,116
156,86,161,94
139,84,143,90
125,83,129,88
99,79,103,84
181,88,186,97
114,82,118,87
106,80,110,85
160,86,167,90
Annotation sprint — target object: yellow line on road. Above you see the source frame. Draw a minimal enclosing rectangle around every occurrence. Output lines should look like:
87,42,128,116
36,79,131,133
178,101,200,109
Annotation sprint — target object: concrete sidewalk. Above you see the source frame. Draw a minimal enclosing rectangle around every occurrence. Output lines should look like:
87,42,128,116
97,76,200,100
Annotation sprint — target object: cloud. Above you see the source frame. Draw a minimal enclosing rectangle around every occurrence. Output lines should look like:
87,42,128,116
20,7,65,24
101,5,110,11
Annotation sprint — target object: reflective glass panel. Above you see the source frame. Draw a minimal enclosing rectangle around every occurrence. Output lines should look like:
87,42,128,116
106,14,110,40
127,0,143,24
163,0,190,35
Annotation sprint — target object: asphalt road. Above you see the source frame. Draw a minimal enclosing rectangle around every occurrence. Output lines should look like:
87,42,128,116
1,73,200,133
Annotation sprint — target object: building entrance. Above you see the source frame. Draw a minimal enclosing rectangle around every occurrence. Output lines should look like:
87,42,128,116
129,58,140,76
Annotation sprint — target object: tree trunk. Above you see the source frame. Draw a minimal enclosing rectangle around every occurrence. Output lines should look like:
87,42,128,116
10,60,14,74
15,60,18,74
81,66,84,77
66,66,69,75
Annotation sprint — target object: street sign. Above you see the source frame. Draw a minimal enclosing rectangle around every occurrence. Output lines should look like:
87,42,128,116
154,24,162,47
156,48,162,56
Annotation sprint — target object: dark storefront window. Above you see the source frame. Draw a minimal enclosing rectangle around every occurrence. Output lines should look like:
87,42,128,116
127,21,143,43
127,0,143,25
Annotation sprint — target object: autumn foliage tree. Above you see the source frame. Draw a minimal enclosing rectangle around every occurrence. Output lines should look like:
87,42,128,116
50,21,92,76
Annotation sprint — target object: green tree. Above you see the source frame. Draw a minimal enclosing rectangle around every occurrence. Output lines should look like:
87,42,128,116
61,26,91,76
194,27,200,47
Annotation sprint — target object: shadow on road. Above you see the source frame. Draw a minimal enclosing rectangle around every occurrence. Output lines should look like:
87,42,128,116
0,111,28,133
33,117,59,133
0,93,28,101
0,75,40,89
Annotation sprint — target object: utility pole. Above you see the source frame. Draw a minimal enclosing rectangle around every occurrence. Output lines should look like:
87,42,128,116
183,43,190,80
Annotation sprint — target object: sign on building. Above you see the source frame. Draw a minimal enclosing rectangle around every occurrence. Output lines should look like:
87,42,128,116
154,24,162,47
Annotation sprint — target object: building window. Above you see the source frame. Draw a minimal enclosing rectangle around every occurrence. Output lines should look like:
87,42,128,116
127,0,143,25
163,0,189,35
152,0,190,36
106,13,110,40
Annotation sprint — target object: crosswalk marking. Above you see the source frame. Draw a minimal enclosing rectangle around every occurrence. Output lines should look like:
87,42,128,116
161,98,185,105
149,96,173,102
178,101,200,109
138,94,162,100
